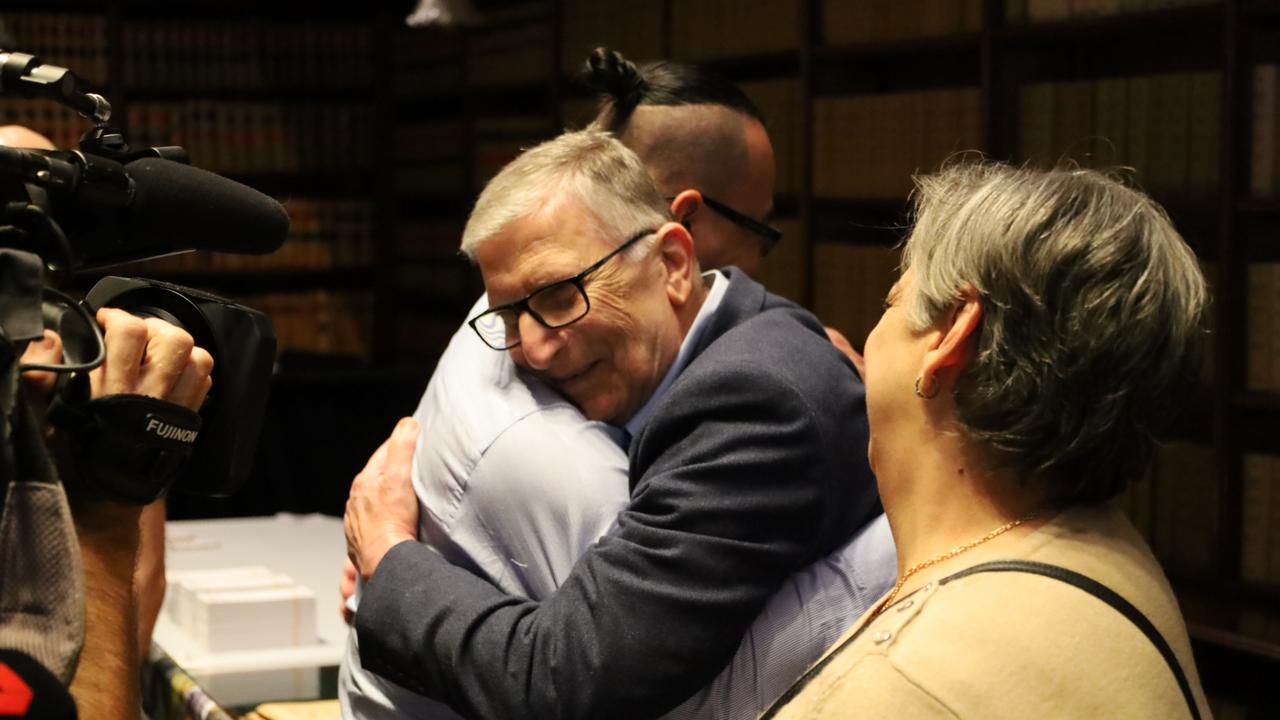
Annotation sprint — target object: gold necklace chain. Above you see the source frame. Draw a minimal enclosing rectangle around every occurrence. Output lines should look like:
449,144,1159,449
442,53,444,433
874,514,1034,617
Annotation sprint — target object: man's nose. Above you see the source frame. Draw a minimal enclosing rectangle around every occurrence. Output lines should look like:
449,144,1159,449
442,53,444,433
514,312,562,370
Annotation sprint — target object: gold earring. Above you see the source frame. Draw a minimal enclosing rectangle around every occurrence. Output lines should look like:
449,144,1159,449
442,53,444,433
914,374,940,399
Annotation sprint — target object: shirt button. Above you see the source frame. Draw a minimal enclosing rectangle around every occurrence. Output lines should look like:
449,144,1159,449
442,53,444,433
873,631,892,644
896,599,914,612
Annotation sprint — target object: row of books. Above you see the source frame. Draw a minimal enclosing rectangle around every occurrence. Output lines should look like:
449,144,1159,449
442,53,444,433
821,0,982,45
396,315,469,361
396,137,542,196
396,162,466,196
392,26,461,68
1242,452,1280,587
240,290,375,359
558,0,663,74
390,116,556,174
392,140,531,196
0,98,89,151
1246,263,1280,391
465,23,553,88
393,262,476,305
1018,71,1221,206
741,79,804,197
391,264,480,359
395,63,463,99
397,121,467,162
395,221,465,261
1116,441,1219,577
671,0,802,61
1250,64,1280,199
2,13,109,87
752,217,806,305
810,241,902,353
814,87,982,199
1006,0,1217,23
125,102,376,175
136,199,377,275
119,22,376,91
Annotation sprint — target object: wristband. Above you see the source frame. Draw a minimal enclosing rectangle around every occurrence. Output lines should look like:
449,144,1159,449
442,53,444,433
48,385,202,504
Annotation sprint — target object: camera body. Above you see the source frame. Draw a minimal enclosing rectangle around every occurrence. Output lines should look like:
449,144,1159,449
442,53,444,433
1,102,286,499
84,277,276,497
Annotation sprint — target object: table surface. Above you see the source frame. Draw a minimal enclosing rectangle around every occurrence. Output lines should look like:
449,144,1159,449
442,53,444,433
152,513,350,675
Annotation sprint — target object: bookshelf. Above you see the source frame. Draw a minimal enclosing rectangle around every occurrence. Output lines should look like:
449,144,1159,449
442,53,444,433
1,3,391,363
0,3,423,528
5,0,1278,711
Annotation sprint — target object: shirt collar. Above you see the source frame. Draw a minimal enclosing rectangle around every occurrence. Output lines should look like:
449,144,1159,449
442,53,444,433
623,269,728,438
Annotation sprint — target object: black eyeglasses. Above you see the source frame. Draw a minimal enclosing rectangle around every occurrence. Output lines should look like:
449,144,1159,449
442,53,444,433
468,228,656,351
671,195,783,255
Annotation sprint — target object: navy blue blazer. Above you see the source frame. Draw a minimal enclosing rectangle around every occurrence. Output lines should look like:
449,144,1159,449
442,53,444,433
356,269,879,719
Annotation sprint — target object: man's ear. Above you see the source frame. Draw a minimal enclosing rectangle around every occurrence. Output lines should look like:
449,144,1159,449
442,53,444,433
655,221,697,305
669,190,702,229
919,286,982,389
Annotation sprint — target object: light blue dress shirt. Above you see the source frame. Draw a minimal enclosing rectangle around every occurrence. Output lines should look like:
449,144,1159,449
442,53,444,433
339,277,896,719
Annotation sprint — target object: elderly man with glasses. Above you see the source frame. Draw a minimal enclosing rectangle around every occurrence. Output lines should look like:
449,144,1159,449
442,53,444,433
342,129,886,720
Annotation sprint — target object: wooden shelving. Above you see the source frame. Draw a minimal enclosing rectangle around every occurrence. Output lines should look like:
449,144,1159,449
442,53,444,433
11,1,1276,709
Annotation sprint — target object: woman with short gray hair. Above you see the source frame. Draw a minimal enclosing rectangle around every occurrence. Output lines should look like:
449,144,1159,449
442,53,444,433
768,163,1211,719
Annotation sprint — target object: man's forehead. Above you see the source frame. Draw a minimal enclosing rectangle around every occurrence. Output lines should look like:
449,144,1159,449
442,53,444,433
479,208,608,290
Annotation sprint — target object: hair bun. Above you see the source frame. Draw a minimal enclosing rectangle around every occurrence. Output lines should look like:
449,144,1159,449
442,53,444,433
581,47,647,116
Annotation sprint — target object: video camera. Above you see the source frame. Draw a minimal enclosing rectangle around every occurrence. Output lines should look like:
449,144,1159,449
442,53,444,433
0,49,289,500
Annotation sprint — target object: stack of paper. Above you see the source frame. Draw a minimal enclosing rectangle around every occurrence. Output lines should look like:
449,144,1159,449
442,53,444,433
166,566,317,653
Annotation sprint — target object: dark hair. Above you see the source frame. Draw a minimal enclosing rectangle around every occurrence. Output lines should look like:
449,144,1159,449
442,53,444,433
580,47,764,133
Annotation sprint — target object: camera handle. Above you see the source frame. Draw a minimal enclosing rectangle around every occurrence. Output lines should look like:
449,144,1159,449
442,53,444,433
46,374,202,505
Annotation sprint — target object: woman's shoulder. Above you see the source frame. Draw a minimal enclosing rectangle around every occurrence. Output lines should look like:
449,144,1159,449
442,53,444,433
780,505,1203,718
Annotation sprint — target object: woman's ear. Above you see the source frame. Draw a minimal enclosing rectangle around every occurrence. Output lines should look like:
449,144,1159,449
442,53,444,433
919,286,982,389
655,221,697,305
669,190,702,229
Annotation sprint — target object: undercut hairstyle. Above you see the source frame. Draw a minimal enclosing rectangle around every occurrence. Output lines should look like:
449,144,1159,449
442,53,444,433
902,163,1208,503
581,47,764,133
459,129,670,260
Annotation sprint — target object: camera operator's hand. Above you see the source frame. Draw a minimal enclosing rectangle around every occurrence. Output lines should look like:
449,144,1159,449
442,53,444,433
35,309,212,720
344,417,420,583
18,329,65,424
89,308,213,411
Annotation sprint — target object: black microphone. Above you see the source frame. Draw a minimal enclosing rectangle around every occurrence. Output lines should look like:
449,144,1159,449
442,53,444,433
0,148,290,270
0,650,77,719
120,157,291,258
0,51,109,123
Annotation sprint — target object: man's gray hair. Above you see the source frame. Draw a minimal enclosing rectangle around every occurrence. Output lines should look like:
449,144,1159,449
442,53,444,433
903,163,1208,503
460,129,670,260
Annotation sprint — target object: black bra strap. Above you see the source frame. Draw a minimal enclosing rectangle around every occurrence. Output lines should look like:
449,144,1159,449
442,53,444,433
943,560,1201,720
762,559,1202,720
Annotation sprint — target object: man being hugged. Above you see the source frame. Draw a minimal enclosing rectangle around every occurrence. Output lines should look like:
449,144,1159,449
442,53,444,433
345,130,879,719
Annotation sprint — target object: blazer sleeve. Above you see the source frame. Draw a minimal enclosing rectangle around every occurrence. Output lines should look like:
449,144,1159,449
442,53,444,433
356,358,869,720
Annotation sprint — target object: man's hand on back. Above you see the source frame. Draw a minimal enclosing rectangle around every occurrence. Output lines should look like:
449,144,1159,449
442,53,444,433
344,417,421,582
824,326,865,380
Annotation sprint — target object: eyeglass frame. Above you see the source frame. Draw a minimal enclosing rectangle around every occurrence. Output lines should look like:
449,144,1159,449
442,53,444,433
668,194,783,256
467,227,657,350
